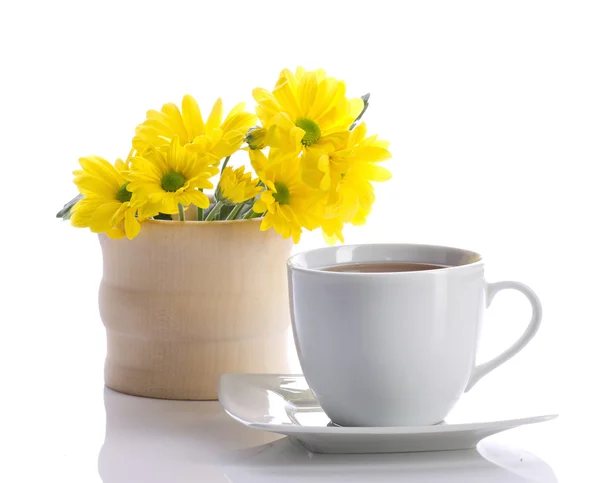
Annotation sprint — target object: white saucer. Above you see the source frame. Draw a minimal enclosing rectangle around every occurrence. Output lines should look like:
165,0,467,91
218,373,557,454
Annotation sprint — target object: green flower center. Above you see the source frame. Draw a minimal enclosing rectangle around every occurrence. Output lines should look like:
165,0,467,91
273,182,290,205
161,172,186,192
295,118,321,146
116,183,132,203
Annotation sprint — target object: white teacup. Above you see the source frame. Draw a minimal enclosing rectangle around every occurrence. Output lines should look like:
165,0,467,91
287,244,542,427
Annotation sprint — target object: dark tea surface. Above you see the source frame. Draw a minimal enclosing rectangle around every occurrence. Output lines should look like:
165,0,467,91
321,262,448,273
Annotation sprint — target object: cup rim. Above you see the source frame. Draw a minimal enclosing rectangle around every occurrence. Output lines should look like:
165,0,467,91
287,243,483,276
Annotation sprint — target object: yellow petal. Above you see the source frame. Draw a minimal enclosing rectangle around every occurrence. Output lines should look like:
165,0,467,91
162,103,188,142
221,110,257,133
365,165,392,182
89,202,121,233
249,149,268,174
141,118,173,136
78,156,121,186
349,122,368,146
138,202,162,220
146,109,169,123
223,102,246,120
289,126,306,149
114,158,128,173
292,229,301,244
272,112,296,130
205,98,223,132
353,146,392,163
297,72,318,112
261,190,275,204
295,66,306,80
260,216,272,230
273,69,301,119
348,97,365,122
106,227,126,239
70,199,102,227
187,135,211,154
253,198,267,213
73,173,118,199
182,94,205,139
264,125,280,148
168,138,190,173
187,189,210,209
161,103,188,143
323,230,341,245
319,172,331,191
317,154,330,174
125,209,141,239
130,155,164,181
309,78,342,121
252,89,282,122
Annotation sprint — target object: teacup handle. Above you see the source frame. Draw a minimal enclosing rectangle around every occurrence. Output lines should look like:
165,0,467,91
465,281,542,392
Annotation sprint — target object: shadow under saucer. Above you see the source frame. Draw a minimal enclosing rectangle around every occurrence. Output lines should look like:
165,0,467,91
98,387,557,483
222,437,558,483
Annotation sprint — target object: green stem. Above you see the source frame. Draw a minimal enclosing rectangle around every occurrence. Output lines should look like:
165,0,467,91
178,203,185,221
243,208,264,219
225,204,244,220
205,201,224,221
197,188,204,220
220,155,231,175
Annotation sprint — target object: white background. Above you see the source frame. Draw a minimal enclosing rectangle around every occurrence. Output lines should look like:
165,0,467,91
1,1,599,481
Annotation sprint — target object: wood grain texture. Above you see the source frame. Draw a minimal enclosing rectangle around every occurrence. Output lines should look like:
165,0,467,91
99,218,293,400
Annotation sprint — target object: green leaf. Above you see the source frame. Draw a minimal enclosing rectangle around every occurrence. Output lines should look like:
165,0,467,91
350,93,370,131
56,194,83,220
219,204,234,220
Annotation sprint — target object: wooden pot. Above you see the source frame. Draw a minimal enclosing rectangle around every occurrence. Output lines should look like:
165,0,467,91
98,218,293,400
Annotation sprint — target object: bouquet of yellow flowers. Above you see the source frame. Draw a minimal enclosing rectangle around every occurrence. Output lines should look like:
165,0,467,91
57,67,392,243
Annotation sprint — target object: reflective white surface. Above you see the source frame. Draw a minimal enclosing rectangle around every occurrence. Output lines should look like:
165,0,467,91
1,300,595,482
5,360,596,483
99,388,559,483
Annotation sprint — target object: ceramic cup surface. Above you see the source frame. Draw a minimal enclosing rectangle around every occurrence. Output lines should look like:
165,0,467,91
287,244,542,427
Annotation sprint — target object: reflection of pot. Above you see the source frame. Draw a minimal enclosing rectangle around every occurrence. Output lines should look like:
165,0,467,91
98,388,558,483
98,218,293,400
98,387,282,483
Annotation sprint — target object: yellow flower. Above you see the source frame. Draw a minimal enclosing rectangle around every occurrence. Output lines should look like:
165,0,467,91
305,122,391,192
244,126,278,151
253,67,364,152
133,95,256,164
216,166,263,205
127,138,219,216
251,150,323,243
71,156,143,239
303,122,392,244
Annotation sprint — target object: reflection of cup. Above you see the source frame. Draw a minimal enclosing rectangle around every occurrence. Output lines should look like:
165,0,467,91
98,388,280,482
288,244,542,427
222,437,557,483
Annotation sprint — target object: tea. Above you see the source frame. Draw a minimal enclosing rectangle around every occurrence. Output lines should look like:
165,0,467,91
321,262,448,273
